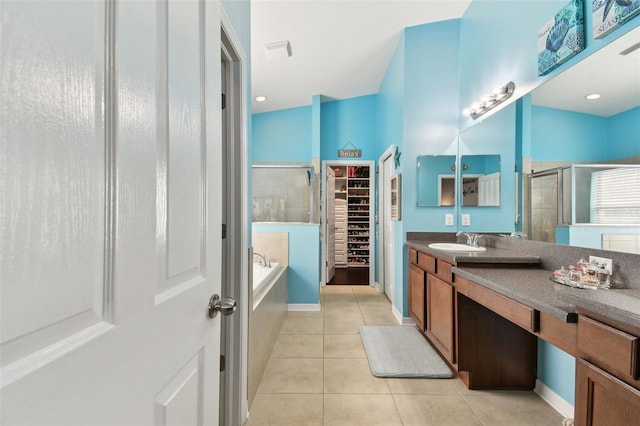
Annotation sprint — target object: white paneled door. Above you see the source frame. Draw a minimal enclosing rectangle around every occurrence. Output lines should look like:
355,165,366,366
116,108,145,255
1,1,224,424
326,166,336,283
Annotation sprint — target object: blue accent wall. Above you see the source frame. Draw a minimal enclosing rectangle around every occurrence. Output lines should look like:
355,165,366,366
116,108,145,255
320,95,378,160
538,340,575,405
377,31,406,311
531,106,608,162
252,106,312,162
607,106,640,160
458,103,517,232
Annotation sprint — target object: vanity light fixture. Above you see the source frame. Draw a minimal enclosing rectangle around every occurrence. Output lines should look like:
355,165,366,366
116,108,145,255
463,81,516,120
255,96,268,102
585,93,601,100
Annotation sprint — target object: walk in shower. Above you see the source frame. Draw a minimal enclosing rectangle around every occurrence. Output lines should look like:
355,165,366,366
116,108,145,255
251,164,317,223
528,164,640,245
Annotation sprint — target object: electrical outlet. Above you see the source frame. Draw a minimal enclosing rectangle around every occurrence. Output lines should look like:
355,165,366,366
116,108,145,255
445,214,454,226
589,255,613,275
461,214,471,226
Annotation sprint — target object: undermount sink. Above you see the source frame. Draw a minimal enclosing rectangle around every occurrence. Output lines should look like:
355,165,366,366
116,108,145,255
428,243,487,252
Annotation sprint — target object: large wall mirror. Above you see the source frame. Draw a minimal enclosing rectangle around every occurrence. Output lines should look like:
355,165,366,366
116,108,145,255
416,155,456,207
526,26,640,253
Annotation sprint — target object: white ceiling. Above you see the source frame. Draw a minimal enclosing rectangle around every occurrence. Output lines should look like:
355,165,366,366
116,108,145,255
250,0,472,114
251,2,640,118
531,25,640,117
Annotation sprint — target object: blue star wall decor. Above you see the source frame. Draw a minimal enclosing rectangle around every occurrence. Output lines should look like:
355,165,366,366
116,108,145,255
394,146,401,169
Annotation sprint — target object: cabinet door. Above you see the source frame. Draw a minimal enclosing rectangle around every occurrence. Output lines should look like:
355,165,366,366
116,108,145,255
427,274,455,363
409,264,426,331
575,359,640,426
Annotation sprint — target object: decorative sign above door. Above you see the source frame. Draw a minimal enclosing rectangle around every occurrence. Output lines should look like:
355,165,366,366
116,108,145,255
338,141,362,158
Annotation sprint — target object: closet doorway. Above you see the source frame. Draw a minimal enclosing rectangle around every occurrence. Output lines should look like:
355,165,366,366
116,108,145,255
322,160,375,286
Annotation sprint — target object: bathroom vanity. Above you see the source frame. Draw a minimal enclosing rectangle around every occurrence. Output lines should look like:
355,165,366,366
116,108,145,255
407,236,640,425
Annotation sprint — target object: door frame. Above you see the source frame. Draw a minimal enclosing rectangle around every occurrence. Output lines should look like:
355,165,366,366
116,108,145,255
220,12,249,426
321,160,376,287
377,145,396,300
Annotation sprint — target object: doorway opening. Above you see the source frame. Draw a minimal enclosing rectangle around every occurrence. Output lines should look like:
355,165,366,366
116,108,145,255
322,160,375,286
220,23,247,426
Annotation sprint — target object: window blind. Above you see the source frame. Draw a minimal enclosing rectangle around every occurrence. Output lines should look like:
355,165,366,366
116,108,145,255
590,168,640,224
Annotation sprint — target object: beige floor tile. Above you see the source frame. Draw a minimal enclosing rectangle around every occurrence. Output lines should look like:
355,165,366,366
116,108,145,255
322,285,355,295
271,334,324,358
280,316,324,334
363,314,399,325
323,334,366,358
323,303,361,317
351,285,379,295
323,293,358,305
324,358,390,394
246,393,323,426
323,394,403,426
286,310,323,318
355,293,392,305
387,377,462,395
323,314,365,334
393,394,483,426
463,391,565,425
358,304,394,317
257,358,323,394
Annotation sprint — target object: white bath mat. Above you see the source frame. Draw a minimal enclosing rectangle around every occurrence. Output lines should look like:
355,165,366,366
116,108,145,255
359,325,453,378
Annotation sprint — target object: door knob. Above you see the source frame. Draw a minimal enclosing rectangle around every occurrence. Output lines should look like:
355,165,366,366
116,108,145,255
208,294,237,318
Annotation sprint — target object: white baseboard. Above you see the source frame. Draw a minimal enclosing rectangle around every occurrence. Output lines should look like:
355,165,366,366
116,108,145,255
392,305,414,325
534,379,574,420
288,304,321,312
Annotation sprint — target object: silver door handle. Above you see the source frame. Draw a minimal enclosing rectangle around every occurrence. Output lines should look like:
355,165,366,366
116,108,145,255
208,294,237,318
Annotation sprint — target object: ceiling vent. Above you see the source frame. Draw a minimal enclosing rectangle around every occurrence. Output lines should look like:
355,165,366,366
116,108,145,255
264,40,292,60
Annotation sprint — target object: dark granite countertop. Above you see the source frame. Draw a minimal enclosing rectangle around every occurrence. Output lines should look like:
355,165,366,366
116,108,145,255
407,240,541,264
557,287,640,330
407,236,640,333
452,267,577,323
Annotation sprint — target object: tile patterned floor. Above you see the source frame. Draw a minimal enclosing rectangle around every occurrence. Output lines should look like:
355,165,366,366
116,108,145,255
245,285,565,426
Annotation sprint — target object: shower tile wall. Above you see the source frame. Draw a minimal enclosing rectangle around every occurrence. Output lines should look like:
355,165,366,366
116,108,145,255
252,232,289,266
603,234,640,254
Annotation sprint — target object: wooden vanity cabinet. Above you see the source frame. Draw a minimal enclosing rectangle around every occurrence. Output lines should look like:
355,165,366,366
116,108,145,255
407,246,537,390
409,263,426,331
575,312,640,426
408,248,426,331
426,273,455,363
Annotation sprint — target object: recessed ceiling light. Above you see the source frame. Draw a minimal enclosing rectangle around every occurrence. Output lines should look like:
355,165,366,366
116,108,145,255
255,96,267,102
585,93,601,100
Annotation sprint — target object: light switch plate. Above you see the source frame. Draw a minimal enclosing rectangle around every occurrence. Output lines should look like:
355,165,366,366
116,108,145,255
589,256,613,275
445,214,454,226
461,214,471,226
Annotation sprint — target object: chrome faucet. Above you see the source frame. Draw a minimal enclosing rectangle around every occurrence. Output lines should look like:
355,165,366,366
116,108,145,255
253,252,268,267
456,231,481,248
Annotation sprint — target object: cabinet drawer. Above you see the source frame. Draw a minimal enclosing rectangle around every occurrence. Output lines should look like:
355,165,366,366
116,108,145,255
578,315,639,380
457,276,538,332
436,259,453,282
409,248,418,265
335,242,346,253
417,252,436,274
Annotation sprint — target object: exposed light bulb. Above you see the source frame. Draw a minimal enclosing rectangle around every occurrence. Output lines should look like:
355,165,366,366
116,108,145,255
255,96,268,102
585,93,601,100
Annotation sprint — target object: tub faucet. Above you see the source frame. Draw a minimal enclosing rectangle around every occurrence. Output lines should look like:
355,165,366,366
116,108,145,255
456,231,481,248
253,252,267,267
